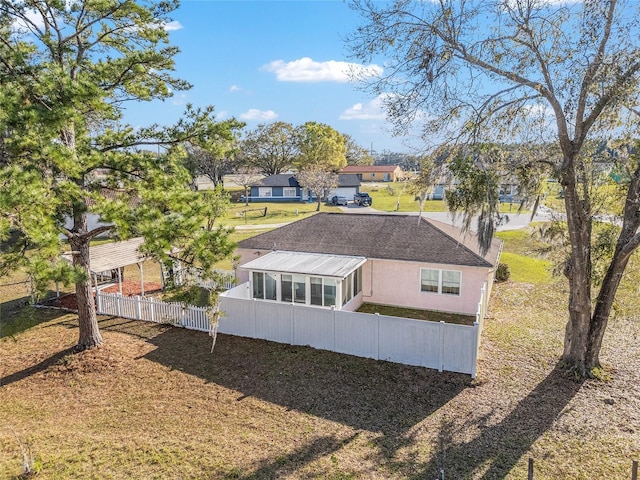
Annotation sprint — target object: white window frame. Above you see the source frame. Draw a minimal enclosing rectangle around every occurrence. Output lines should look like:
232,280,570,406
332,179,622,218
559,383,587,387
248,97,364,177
258,187,272,198
283,187,297,197
420,268,461,296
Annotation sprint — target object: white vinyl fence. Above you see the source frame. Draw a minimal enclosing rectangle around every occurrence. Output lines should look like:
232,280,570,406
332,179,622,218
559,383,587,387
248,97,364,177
96,281,488,377
96,292,211,332
219,283,488,377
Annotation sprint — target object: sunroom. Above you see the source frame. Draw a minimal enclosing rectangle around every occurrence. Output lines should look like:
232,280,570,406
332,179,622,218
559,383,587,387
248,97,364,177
240,251,366,311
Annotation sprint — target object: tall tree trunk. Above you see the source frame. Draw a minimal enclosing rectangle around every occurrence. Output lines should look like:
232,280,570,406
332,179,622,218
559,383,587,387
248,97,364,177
69,210,103,351
585,254,629,368
560,165,593,376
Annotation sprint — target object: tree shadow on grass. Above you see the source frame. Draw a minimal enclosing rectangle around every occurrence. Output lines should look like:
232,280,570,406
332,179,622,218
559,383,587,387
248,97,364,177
141,328,470,436
0,305,73,339
228,433,360,480
409,363,583,479
0,346,76,388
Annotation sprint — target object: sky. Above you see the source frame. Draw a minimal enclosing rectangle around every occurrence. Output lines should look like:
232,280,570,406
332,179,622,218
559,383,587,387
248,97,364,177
123,0,419,154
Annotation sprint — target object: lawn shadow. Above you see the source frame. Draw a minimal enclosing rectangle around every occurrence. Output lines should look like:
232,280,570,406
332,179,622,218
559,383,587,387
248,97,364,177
0,305,73,339
229,433,360,480
0,346,75,387
409,363,583,479
141,328,470,437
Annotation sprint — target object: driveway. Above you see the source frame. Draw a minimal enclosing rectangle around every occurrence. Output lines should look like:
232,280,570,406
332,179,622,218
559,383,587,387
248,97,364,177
339,204,554,231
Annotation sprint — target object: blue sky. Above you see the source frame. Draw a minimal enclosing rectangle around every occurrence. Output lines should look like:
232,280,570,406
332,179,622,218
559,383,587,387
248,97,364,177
123,0,418,153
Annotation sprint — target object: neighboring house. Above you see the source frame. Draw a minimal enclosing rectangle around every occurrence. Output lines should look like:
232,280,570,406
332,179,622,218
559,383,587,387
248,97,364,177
234,213,502,316
246,174,361,203
341,165,403,182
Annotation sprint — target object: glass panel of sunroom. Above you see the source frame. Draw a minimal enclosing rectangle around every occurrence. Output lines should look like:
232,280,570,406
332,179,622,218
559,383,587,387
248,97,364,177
281,274,292,302
324,279,336,307
310,277,323,306
252,272,264,299
293,275,306,304
265,273,277,300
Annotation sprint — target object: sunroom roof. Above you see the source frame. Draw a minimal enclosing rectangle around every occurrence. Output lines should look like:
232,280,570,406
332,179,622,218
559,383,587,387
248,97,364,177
240,251,366,278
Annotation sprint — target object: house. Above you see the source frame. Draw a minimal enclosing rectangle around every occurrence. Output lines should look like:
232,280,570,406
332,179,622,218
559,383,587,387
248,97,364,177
233,213,502,316
246,174,361,203
341,165,403,182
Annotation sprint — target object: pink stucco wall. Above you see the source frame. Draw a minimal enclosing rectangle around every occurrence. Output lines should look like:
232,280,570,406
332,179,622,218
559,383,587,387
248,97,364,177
361,258,492,316
235,248,495,316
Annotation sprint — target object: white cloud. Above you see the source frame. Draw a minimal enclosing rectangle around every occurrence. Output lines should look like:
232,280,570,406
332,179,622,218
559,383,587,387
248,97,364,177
340,95,387,120
240,109,278,121
163,20,183,31
11,8,46,33
229,85,241,93
262,57,383,83
171,93,188,106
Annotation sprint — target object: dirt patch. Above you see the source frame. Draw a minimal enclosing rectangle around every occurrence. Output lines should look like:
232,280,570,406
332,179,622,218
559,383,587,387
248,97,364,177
43,280,162,311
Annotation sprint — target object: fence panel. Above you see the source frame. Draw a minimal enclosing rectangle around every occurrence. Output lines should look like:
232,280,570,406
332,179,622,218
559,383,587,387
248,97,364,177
334,311,379,360
442,323,478,374
292,305,335,351
255,302,294,344
378,316,443,369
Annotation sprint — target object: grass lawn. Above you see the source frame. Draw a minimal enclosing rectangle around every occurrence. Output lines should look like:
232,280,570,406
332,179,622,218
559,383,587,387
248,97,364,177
360,182,530,214
356,303,476,325
2,226,640,479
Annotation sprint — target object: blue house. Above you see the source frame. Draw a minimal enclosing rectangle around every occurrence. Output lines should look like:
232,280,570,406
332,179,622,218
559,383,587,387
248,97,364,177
246,174,361,203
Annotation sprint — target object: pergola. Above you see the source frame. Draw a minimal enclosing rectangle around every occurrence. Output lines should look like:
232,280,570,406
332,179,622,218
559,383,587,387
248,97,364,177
62,237,154,296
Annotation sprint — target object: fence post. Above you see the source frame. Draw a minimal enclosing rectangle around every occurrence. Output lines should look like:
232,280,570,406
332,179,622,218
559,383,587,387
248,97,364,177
632,460,638,480
135,296,142,320
375,312,380,360
331,306,336,351
471,321,480,379
96,292,102,314
528,458,534,480
291,302,296,344
150,298,155,323
439,321,445,373
116,295,122,318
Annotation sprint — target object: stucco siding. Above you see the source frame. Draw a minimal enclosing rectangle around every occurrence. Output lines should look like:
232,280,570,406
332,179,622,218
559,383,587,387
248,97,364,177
362,258,487,315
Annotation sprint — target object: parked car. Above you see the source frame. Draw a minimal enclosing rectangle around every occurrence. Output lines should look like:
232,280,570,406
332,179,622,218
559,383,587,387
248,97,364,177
353,192,372,206
328,195,348,206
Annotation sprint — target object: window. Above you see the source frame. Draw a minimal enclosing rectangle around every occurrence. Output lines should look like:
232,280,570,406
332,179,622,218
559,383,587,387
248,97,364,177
420,269,461,295
252,272,264,299
265,273,277,300
420,269,439,293
283,187,296,197
310,277,323,306
354,267,362,295
442,270,461,295
370,173,375,178
323,279,336,307
281,274,292,302
258,187,272,198
293,275,306,304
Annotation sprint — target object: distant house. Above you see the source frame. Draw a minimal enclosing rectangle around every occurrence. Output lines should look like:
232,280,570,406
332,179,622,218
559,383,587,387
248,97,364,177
233,213,502,316
341,165,403,182
246,174,361,203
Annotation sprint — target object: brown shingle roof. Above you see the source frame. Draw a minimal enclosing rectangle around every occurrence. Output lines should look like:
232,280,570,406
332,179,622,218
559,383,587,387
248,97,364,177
237,213,502,268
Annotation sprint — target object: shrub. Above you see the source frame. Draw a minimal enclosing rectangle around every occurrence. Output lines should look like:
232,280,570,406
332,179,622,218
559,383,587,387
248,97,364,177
495,262,511,282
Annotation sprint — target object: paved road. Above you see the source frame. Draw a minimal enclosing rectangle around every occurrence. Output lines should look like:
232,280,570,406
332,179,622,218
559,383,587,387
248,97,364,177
233,204,555,231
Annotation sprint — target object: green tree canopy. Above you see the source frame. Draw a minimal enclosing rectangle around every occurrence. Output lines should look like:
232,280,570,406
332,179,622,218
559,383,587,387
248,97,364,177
0,0,235,351
348,0,640,376
240,121,298,176
294,122,347,172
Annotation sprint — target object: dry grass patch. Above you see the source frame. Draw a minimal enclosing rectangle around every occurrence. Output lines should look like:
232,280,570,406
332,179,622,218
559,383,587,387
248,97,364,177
1,283,639,479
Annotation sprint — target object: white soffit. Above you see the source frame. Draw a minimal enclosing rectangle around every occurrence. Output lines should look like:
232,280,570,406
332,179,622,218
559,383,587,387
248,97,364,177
240,251,366,278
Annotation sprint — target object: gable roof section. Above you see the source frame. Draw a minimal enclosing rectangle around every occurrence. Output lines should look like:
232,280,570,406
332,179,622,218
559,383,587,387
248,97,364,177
237,213,502,268
254,174,361,188
341,165,401,174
